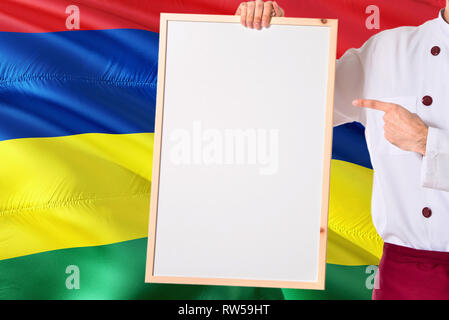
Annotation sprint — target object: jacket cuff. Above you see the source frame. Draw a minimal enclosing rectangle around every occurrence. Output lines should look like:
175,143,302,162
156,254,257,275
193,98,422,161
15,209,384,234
421,127,449,191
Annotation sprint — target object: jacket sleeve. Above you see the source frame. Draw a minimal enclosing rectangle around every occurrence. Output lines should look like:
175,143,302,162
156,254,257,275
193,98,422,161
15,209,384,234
333,39,376,127
421,127,449,192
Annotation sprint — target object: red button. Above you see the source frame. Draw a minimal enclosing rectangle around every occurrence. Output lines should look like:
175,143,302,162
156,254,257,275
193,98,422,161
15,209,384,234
422,95,433,106
422,207,432,218
431,46,441,56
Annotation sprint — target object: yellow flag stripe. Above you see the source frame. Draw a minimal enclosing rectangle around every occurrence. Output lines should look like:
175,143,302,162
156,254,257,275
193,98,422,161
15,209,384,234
328,160,383,264
0,133,382,264
0,133,153,260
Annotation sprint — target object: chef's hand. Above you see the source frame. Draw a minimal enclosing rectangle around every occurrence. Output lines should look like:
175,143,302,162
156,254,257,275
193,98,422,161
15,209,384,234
353,99,429,155
235,0,285,29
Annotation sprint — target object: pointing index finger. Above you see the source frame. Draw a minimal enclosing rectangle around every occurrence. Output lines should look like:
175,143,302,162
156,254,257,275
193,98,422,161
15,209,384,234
352,99,394,112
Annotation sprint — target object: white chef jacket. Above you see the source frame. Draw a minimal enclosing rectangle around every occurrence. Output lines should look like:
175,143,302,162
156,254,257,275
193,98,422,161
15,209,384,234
335,9,449,252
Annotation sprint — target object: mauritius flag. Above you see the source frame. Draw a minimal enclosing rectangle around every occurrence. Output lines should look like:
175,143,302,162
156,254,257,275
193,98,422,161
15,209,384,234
0,0,440,299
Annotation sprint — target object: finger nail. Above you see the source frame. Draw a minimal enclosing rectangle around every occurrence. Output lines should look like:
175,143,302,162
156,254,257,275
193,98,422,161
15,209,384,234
352,99,359,106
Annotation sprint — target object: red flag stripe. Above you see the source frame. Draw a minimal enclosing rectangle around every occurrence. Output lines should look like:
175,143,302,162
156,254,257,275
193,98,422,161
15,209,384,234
0,0,445,57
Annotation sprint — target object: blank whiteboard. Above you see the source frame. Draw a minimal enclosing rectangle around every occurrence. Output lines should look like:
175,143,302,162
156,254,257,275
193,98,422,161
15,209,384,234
146,14,337,290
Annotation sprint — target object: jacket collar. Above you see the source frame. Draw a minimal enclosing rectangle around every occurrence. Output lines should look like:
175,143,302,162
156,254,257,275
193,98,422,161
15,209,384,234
437,8,449,36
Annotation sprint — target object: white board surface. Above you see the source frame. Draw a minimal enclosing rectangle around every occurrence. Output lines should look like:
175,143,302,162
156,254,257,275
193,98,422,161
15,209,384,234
146,14,337,289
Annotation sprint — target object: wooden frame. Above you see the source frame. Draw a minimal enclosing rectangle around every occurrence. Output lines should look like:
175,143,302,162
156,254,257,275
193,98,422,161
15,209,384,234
145,13,338,290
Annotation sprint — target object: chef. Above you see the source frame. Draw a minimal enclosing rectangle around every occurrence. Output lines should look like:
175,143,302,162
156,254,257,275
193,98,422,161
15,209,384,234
236,0,449,300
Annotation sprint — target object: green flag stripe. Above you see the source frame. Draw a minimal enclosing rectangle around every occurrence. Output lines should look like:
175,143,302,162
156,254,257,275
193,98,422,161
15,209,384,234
0,238,374,300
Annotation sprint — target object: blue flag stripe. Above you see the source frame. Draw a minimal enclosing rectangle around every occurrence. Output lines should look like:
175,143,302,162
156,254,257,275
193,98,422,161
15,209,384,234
0,29,371,168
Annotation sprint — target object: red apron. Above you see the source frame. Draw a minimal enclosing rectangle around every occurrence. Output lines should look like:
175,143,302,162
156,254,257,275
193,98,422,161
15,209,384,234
373,242,449,300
